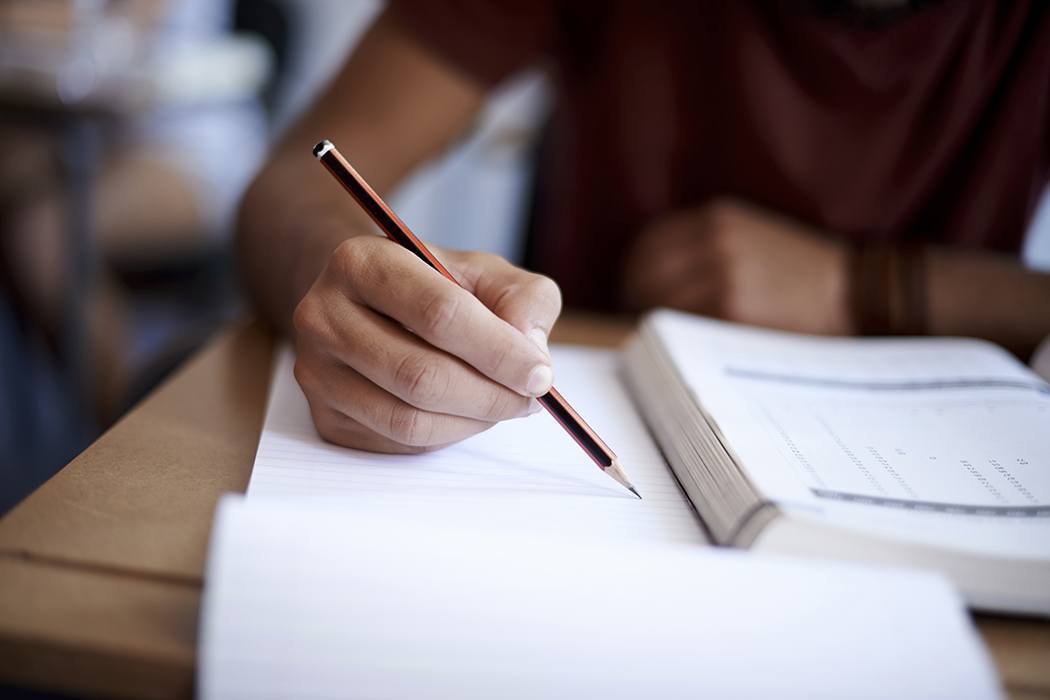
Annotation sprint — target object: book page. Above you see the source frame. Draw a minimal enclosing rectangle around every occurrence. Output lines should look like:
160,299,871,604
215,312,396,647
651,311,1050,557
199,494,1001,700
248,345,704,545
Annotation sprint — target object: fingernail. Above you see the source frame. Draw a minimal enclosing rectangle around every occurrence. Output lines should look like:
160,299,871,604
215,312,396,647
526,364,553,397
527,327,550,357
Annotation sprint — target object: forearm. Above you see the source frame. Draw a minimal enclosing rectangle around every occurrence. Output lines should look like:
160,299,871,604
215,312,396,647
235,11,484,334
236,146,374,335
926,247,1050,359
236,83,414,335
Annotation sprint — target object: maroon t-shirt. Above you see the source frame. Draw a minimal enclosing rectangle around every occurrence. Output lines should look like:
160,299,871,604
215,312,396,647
388,1,1050,310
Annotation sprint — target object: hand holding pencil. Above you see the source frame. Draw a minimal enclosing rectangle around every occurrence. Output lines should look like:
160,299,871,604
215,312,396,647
292,140,638,496
292,214,559,450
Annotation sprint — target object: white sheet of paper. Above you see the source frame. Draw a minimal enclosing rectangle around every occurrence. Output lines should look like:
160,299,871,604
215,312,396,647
199,495,1001,700
247,345,705,545
205,342,1001,698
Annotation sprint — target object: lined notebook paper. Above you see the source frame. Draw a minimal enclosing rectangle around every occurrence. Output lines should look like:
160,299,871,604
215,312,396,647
201,343,1001,698
248,346,705,544
200,495,1001,700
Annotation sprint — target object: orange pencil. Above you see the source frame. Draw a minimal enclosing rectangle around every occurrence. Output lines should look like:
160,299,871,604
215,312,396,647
313,139,640,498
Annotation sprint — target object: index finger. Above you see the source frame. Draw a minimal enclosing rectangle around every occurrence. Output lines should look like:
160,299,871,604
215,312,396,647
453,251,562,355
341,239,554,398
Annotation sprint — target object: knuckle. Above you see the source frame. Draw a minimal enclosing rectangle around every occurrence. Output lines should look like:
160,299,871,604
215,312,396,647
292,296,320,337
392,352,446,407
417,288,461,338
332,237,372,283
386,402,432,446
481,387,515,421
463,250,499,269
316,422,342,446
530,274,562,313
292,356,325,403
309,406,343,445
484,339,515,378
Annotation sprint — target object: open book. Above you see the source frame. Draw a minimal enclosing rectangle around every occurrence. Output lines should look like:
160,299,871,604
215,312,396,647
625,310,1050,615
199,342,1002,698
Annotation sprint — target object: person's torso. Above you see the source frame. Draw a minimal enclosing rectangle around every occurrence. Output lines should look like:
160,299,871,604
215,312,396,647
527,0,1050,310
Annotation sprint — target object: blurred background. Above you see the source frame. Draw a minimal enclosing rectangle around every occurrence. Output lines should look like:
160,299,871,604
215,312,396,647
1,0,1048,514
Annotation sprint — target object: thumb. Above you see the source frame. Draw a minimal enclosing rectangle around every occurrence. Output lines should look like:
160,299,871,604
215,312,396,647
447,251,562,357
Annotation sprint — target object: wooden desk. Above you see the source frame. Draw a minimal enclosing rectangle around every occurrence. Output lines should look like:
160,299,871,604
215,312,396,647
1,314,1048,699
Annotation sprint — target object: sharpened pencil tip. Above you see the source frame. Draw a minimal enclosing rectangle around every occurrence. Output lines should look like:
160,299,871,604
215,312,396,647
604,459,641,499
313,139,334,158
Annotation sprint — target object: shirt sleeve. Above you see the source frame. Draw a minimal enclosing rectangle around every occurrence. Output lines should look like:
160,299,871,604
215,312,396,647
385,0,557,87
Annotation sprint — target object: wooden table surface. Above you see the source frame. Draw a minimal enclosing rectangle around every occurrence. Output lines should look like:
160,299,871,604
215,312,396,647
1,313,1048,699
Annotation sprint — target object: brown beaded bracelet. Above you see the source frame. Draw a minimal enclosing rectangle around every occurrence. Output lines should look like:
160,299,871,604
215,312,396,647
848,243,927,336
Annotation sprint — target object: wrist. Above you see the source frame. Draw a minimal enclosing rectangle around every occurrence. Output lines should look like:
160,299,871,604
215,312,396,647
292,212,363,299
847,242,928,336
823,238,855,335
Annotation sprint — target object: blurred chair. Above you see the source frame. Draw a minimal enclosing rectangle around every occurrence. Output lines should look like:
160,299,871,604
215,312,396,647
0,0,272,513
